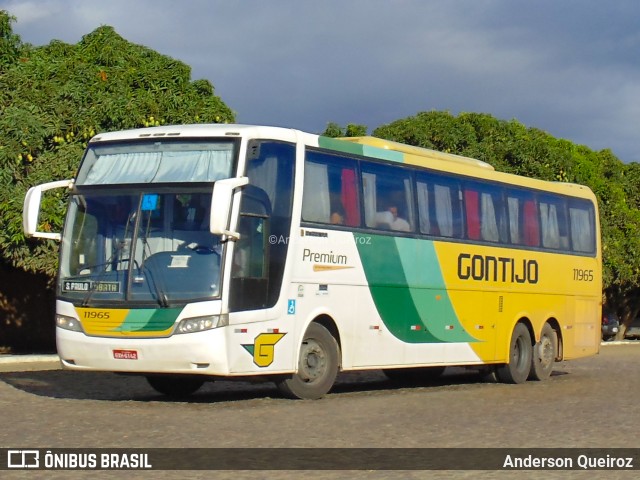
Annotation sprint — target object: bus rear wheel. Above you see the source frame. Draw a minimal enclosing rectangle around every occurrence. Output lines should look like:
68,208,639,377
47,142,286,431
496,323,532,384
276,323,340,400
146,375,205,398
529,322,557,381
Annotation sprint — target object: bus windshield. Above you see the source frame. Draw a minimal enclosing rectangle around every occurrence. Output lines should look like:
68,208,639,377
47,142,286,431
76,140,236,185
59,190,223,306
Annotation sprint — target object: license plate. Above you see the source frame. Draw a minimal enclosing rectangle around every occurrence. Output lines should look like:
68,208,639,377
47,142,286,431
113,349,138,360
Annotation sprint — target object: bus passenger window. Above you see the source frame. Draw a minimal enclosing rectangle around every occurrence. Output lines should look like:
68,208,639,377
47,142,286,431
540,197,568,250
464,189,481,240
362,164,414,232
302,152,360,227
340,167,360,226
433,183,461,238
508,191,539,247
507,196,521,244
417,181,433,235
302,160,330,223
463,182,505,243
523,200,540,247
569,202,595,253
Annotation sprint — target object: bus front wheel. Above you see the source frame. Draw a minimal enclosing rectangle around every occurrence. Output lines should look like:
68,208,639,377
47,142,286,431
146,375,205,398
496,323,532,384
276,323,340,400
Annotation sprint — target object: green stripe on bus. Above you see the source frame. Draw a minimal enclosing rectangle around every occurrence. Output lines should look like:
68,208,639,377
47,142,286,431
394,237,477,343
317,137,405,163
318,137,365,156
354,233,477,343
361,145,404,163
115,308,181,332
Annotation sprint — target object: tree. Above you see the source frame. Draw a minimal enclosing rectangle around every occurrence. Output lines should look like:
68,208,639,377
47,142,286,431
322,122,367,138
0,19,235,277
373,111,478,156
0,10,21,71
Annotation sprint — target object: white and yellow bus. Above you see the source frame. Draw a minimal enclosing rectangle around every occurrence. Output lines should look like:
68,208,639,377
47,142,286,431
23,124,601,399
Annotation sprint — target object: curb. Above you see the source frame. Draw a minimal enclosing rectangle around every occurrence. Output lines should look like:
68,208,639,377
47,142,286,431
600,340,640,346
0,354,60,364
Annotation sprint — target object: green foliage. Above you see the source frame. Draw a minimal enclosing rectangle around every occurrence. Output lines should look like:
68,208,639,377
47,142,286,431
374,111,478,155
322,122,367,138
0,20,235,276
0,10,22,71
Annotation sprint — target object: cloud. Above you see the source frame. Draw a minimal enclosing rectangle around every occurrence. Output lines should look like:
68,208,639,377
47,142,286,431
3,0,640,161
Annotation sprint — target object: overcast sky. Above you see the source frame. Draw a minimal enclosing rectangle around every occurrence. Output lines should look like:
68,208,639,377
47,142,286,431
3,0,640,162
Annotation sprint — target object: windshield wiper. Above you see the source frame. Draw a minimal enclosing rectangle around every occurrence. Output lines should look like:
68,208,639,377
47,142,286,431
81,239,128,307
142,262,170,308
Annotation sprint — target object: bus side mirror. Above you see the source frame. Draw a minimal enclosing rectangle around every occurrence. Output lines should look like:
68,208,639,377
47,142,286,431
23,179,73,241
210,176,249,240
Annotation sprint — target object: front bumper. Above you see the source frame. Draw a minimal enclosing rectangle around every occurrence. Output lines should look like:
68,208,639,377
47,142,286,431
56,327,230,375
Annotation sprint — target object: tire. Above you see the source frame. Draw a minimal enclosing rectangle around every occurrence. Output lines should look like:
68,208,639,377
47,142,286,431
529,322,557,381
496,323,532,384
276,323,340,400
146,375,205,398
383,366,446,384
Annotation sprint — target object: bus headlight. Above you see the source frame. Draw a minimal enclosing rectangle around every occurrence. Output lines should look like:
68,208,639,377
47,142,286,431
56,314,84,332
175,314,228,334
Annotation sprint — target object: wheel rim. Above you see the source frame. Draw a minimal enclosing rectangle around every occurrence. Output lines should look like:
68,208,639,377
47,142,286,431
538,335,554,368
299,339,327,383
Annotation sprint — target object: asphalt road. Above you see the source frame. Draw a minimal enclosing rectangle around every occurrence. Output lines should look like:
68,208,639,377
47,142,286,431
0,343,639,479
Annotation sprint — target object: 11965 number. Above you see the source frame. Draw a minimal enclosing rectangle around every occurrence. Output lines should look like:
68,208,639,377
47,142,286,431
573,269,594,282
83,310,110,319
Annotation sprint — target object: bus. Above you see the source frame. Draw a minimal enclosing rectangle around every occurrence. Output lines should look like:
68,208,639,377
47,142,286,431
23,124,602,399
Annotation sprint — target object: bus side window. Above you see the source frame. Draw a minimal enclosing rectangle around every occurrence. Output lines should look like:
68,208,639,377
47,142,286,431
508,191,540,247
339,167,360,226
416,173,461,238
239,141,295,310
569,201,596,253
302,159,330,223
234,215,268,278
362,164,414,232
229,186,270,311
462,181,506,243
507,196,521,245
464,188,481,240
483,187,506,243
540,196,568,250
523,200,540,247
416,180,432,235
302,152,360,227
433,180,462,238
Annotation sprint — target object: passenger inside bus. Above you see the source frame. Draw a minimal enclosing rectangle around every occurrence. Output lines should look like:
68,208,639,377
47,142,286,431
330,209,345,225
387,205,411,231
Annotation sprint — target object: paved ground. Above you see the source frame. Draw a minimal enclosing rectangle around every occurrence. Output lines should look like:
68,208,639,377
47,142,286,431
1,341,638,479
